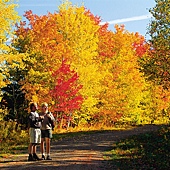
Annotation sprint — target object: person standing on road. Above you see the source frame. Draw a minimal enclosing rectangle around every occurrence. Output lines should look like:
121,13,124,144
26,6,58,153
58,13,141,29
40,102,55,160
28,102,44,161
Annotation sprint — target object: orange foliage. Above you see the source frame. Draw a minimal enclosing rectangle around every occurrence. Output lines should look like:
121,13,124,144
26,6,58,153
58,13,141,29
11,1,170,126
97,24,148,123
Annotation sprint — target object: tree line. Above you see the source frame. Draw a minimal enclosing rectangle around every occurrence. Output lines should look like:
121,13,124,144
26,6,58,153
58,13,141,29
0,0,169,130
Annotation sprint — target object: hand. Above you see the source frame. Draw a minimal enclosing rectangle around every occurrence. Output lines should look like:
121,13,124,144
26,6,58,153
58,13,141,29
40,116,44,120
46,113,51,118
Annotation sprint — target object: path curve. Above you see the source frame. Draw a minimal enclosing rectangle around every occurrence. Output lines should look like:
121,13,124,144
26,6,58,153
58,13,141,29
0,125,161,170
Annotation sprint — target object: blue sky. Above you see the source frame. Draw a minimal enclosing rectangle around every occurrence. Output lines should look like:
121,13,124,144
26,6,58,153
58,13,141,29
16,0,156,39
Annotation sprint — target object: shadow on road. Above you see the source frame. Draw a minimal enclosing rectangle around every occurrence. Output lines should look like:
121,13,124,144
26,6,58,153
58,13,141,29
0,124,165,170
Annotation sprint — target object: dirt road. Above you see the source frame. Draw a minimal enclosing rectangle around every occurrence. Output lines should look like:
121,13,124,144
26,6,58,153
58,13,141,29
0,125,161,170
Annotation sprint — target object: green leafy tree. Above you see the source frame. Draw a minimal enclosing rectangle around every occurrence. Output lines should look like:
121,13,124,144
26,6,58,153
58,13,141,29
141,0,170,88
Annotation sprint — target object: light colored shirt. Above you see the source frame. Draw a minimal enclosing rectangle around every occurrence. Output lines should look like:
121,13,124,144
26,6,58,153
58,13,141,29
28,111,41,128
40,112,55,130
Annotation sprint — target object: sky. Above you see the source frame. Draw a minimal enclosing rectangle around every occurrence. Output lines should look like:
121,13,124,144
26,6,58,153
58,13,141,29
16,0,156,39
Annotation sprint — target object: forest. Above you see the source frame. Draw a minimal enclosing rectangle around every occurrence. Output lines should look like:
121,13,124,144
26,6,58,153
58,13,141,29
0,0,169,150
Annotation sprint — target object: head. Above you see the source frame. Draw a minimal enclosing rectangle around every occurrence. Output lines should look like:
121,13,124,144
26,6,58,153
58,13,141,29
41,102,48,113
30,102,38,112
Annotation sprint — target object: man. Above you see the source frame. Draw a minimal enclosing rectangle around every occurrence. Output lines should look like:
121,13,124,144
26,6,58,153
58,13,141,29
28,102,44,161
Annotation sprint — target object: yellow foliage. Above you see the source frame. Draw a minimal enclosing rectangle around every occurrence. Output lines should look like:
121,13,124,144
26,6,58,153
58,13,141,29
14,1,103,115
98,25,149,124
0,0,22,89
56,2,102,114
0,0,20,54
11,1,169,126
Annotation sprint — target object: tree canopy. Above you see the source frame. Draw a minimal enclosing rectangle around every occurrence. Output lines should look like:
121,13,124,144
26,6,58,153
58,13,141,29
140,0,170,89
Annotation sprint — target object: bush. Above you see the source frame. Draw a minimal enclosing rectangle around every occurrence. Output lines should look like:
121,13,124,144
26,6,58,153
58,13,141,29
0,120,29,153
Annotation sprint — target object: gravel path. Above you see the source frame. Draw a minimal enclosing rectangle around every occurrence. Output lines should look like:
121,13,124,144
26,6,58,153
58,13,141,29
0,125,161,170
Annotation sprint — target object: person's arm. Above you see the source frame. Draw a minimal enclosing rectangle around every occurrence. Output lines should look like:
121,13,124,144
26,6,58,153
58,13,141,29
47,112,55,129
47,112,55,121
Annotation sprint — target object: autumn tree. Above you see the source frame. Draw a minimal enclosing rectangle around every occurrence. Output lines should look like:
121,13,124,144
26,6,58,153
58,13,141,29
50,60,83,112
0,0,20,88
97,24,150,125
0,0,30,145
48,2,103,118
13,1,103,122
50,60,83,128
0,0,28,123
11,0,170,127
140,0,170,88
13,11,65,103
140,83,170,124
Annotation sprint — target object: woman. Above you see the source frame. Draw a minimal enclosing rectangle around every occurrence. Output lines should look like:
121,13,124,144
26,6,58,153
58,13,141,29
40,102,55,160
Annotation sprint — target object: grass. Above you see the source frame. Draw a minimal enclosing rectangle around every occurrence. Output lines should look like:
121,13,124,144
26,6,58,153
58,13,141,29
0,142,28,155
104,125,170,170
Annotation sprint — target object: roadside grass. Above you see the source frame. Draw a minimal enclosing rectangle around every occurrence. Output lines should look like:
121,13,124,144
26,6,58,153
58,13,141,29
0,139,28,156
104,126,170,170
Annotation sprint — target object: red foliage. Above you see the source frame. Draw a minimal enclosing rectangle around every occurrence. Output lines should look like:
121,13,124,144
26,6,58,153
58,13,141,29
133,38,148,57
50,60,83,113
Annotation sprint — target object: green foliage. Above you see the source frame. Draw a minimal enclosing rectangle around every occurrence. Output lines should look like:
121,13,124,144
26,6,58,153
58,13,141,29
1,65,29,125
141,0,170,88
105,126,170,169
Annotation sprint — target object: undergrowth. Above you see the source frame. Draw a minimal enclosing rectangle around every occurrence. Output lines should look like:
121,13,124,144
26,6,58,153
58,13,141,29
104,125,170,170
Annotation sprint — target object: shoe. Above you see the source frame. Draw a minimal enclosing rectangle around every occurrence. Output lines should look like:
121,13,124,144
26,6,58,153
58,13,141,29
42,155,45,160
33,153,43,161
28,154,36,161
46,155,52,160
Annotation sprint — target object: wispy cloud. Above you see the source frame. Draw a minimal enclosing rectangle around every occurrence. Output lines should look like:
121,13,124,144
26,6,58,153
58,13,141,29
20,4,56,7
100,14,152,25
